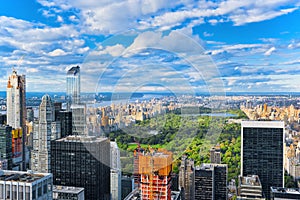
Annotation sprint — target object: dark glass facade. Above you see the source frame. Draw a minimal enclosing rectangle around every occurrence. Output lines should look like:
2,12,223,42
195,164,227,200
242,122,284,200
0,125,12,169
59,111,72,137
50,136,110,200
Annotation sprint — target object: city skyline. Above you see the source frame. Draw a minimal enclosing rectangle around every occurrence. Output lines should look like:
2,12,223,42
0,1,300,93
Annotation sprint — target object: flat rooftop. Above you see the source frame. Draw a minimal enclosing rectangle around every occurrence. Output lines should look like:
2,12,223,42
241,120,284,128
195,163,227,170
0,170,51,183
271,187,300,195
240,175,262,187
56,135,108,143
53,185,84,194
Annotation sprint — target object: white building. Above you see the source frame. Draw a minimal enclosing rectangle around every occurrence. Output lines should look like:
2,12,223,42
110,142,121,200
6,69,26,170
31,95,55,173
0,170,53,200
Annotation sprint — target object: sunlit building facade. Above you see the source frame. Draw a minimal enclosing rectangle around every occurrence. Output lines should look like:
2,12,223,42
6,69,26,170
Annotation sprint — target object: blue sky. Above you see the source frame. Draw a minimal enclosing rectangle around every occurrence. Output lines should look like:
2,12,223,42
0,0,300,93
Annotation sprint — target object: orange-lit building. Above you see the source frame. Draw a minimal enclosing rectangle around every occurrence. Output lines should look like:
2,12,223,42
138,149,172,200
11,128,22,159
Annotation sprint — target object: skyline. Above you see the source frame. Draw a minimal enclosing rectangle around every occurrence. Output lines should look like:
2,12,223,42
0,1,300,93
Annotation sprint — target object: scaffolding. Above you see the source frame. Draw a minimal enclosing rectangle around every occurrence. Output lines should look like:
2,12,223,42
138,149,172,200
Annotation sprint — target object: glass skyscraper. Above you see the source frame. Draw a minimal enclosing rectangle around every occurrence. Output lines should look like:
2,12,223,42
241,121,284,200
66,66,80,110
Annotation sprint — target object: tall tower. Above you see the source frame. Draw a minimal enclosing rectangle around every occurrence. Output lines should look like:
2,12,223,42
6,69,26,170
31,94,55,173
241,121,284,199
66,66,80,110
179,155,195,200
195,164,228,200
110,141,121,200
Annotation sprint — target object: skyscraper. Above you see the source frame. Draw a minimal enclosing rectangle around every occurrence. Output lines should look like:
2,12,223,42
179,155,195,200
31,94,55,173
0,125,12,169
51,136,111,200
241,121,284,199
70,104,86,135
66,66,80,110
110,141,121,200
6,69,26,170
195,163,228,200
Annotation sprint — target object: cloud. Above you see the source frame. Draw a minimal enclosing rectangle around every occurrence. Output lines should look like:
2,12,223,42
48,49,68,56
203,32,214,37
264,47,276,56
36,0,300,35
57,15,64,22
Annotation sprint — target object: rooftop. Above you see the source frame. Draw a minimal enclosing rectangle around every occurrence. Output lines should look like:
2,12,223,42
271,187,300,195
56,135,108,143
240,175,262,187
67,66,80,75
195,163,227,171
0,170,51,183
53,185,84,194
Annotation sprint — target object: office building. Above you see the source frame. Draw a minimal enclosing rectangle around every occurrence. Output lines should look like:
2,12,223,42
51,136,110,200
121,176,134,200
31,95,55,173
139,149,172,200
210,144,221,164
0,170,53,200
0,126,12,170
179,155,194,200
237,175,265,200
0,114,6,125
241,121,284,199
70,104,86,135
53,185,84,200
66,66,80,110
58,110,72,137
270,187,300,199
26,107,34,122
110,142,121,200
6,69,26,170
195,163,228,200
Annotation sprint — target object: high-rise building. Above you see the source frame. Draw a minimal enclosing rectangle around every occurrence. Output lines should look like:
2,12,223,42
66,66,80,110
270,187,300,199
110,142,121,200
0,125,12,169
210,145,221,164
241,121,284,199
26,107,34,122
0,170,53,200
237,175,265,200
58,110,72,137
6,69,26,170
195,163,228,200
139,149,172,200
31,94,55,173
71,104,86,135
179,155,195,200
51,136,110,200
